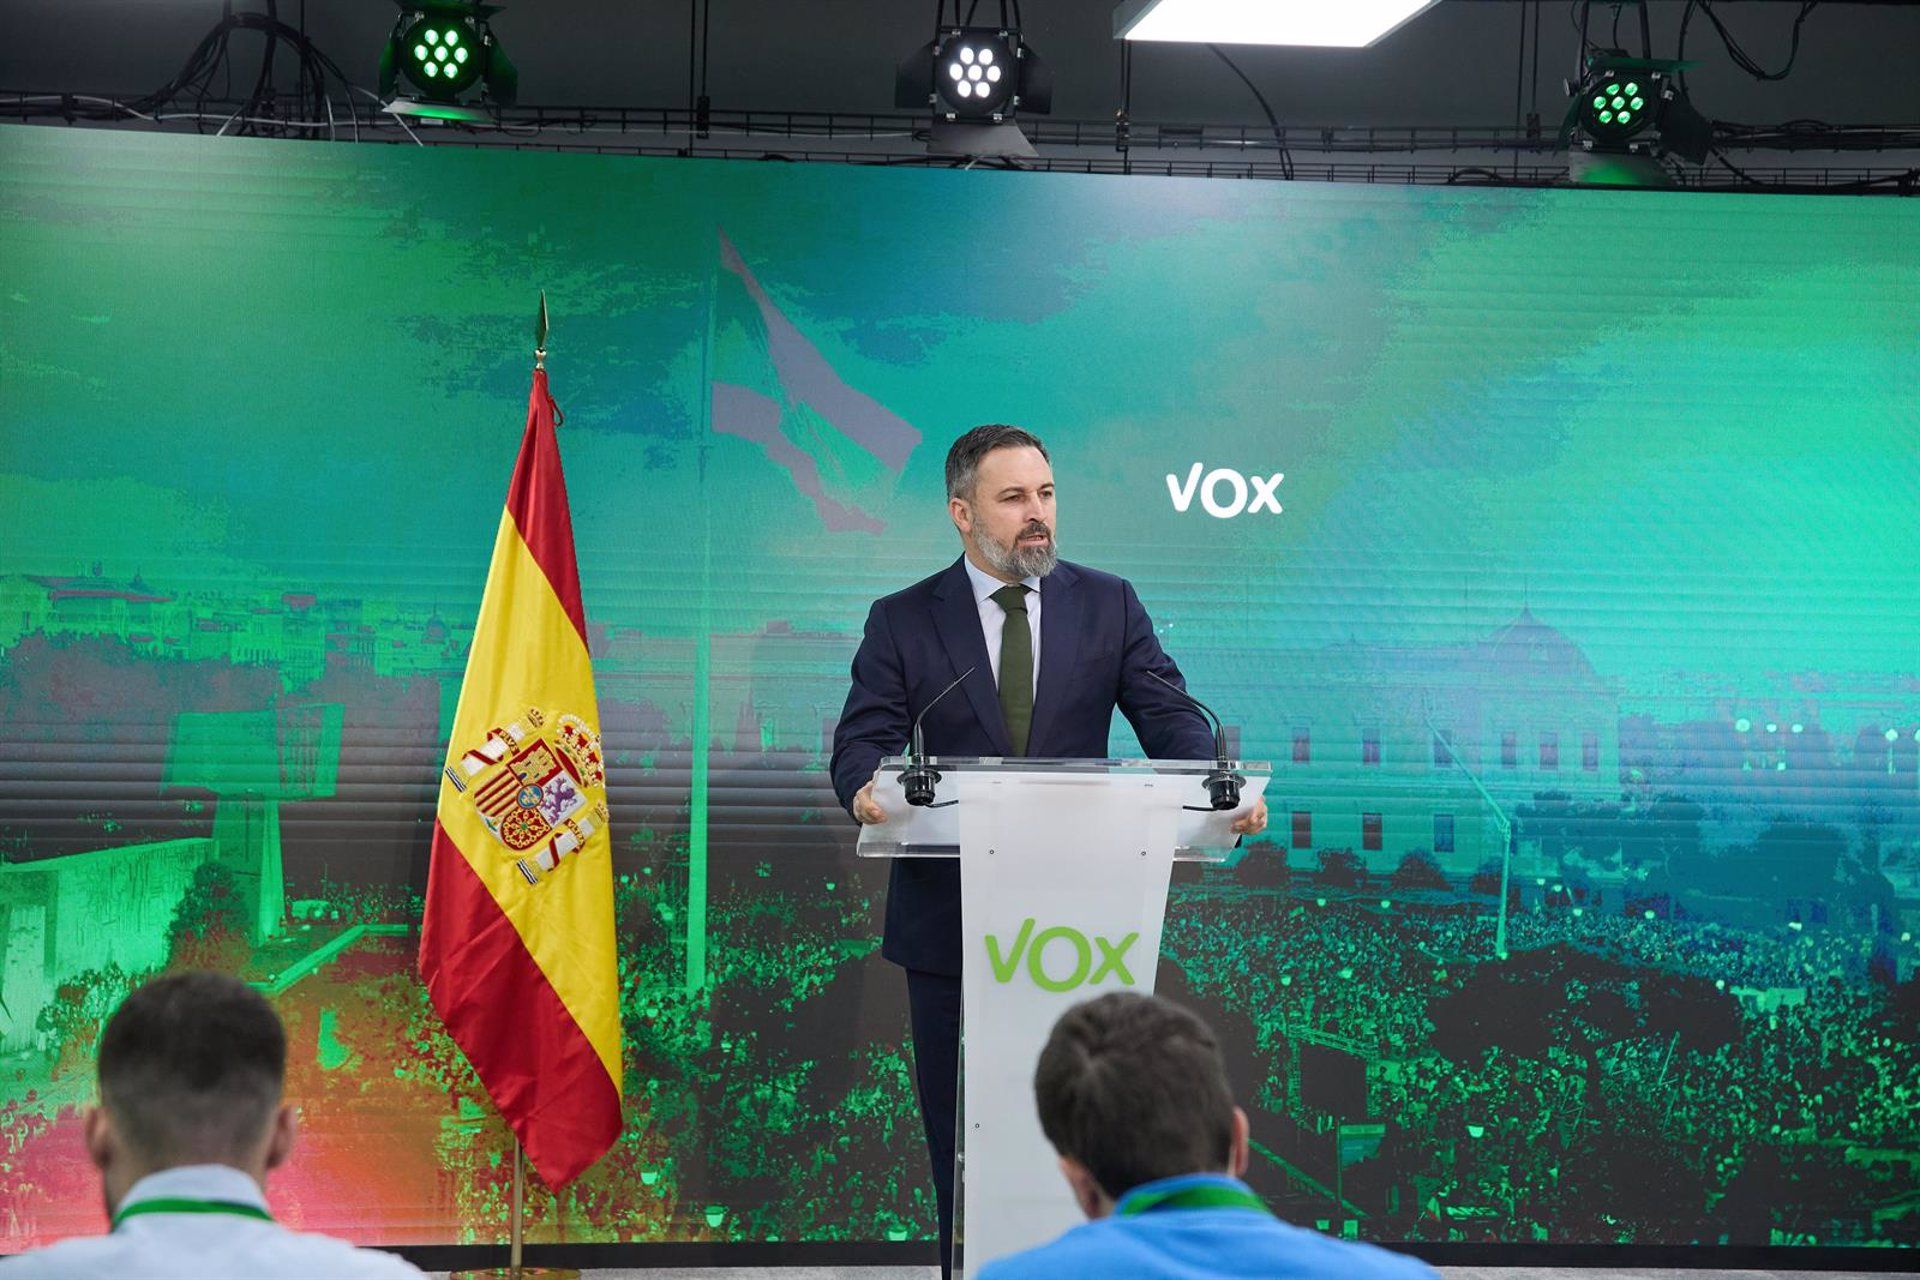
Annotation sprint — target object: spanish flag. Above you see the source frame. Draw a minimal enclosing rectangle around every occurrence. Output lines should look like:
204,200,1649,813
419,363,621,1188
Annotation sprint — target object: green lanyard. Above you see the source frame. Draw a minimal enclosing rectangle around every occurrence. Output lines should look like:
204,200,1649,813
112,1198,274,1231
1118,1183,1271,1217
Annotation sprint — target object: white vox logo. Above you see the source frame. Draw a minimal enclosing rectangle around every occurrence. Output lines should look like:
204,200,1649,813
1166,463,1284,519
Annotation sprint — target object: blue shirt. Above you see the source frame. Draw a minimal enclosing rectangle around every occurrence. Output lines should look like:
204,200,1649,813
976,1174,1439,1280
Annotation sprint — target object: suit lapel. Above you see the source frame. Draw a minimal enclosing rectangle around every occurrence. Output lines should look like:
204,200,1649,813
1026,561,1080,756
931,558,1012,756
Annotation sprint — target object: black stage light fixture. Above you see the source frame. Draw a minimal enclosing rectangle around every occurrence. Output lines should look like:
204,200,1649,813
1656,88,1714,165
1576,65,1656,148
1565,53,1713,168
897,8,1053,123
379,0,518,114
1562,4,1714,172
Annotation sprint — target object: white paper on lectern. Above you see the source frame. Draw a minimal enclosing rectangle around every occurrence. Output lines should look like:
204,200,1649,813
861,765,1267,856
953,771,1180,1277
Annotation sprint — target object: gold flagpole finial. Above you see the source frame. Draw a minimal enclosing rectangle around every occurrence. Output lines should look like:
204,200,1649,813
534,291,549,370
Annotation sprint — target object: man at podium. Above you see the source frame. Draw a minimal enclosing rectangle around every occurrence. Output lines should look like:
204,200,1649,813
830,423,1267,1273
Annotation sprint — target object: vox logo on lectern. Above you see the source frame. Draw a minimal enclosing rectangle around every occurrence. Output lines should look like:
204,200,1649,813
1166,463,1284,519
984,918,1140,993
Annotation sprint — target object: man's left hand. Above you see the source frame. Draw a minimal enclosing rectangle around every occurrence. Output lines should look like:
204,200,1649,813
1229,795,1268,837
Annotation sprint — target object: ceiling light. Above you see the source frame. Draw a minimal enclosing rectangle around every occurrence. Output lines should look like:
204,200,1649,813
1114,0,1441,47
896,25,1053,123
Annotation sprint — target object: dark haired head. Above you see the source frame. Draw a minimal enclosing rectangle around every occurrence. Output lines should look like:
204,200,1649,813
945,424,1049,501
97,971,287,1167
1033,992,1237,1200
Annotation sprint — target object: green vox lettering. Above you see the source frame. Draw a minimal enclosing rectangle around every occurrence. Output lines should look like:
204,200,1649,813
1029,926,1090,993
985,917,1034,983
982,920,1140,992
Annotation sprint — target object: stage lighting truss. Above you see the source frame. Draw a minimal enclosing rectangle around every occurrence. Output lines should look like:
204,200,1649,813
379,0,518,111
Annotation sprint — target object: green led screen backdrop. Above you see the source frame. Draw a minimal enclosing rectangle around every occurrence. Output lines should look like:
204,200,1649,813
1,125,1917,1253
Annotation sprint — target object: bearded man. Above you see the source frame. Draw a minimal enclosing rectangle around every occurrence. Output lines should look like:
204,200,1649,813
830,423,1267,1275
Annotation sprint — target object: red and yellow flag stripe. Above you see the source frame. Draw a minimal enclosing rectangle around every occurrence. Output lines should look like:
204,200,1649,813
420,368,621,1188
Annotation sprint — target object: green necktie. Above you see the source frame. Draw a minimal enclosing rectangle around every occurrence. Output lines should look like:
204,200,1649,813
992,584,1033,755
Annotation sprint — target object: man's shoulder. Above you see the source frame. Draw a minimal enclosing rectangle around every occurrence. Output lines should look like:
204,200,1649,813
1261,1223,1441,1278
974,1218,1136,1279
871,561,964,612
0,1226,426,1280
0,1233,121,1278
976,1212,1439,1280
273,1228,428,1277
1047,559,1127,595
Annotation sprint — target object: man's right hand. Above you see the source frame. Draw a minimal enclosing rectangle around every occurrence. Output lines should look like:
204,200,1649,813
853,773,888,825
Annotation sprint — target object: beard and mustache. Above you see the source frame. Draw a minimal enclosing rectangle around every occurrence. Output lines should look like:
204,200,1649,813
970,519,1058,580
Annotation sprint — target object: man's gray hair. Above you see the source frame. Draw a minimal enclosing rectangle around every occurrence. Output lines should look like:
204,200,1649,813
945,424,1050,501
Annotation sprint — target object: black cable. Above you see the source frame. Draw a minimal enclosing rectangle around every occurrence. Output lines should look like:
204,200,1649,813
695,0,712,139
159,7,361,139
1678,0,1697,93
1206,44,1293,180
1512,2,1527,175
1693,1,1821,83
1711,148,1765,185
1573,2,1591,81
220,23,234,106
1529,1,1542,124
249,0,279,128
1703,152,1917,195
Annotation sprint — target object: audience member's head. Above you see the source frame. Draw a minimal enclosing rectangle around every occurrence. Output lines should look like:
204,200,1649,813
1033,991,1250,1218
85,971,297,1213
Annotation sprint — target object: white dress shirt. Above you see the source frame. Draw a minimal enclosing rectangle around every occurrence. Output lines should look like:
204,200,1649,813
0,1163,426,1280
962,555,1042,697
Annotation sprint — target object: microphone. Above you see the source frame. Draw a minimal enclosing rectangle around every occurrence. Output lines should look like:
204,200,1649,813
901,666,976,807
1144,669,1244,811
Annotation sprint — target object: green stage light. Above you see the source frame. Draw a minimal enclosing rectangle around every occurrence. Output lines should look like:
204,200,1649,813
1565,53,1713,169
399,15,480,95
1578,71,1653,146
378,0,518,109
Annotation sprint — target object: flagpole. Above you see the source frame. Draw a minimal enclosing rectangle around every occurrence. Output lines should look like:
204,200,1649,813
447,292,583,1280
510,1138,525,1274
449,1134,579,1279
684,245,718,995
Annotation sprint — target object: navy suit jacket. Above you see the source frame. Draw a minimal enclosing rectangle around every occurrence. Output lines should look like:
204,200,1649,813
830,556,1215,975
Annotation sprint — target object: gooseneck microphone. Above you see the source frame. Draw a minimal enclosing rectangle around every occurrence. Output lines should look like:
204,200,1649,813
1144,669,1244,811
901,666,976,807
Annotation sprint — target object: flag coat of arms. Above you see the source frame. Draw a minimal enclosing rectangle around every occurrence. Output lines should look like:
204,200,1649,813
420,366,621,1188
